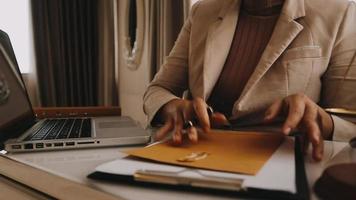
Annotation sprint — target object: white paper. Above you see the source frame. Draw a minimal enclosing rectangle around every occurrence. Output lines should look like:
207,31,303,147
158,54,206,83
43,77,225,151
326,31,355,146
95,137,295,193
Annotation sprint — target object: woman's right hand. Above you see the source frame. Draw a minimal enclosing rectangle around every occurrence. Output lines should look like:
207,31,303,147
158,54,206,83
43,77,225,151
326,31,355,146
155,97,229,145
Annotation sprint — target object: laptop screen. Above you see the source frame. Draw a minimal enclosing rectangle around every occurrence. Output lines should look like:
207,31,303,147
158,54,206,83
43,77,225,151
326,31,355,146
0,40,35,142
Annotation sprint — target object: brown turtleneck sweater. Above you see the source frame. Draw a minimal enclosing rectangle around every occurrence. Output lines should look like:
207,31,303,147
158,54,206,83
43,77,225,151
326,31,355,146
208,0,284,117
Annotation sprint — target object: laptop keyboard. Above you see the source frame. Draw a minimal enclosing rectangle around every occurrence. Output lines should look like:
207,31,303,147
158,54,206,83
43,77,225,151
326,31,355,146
25,118,92,141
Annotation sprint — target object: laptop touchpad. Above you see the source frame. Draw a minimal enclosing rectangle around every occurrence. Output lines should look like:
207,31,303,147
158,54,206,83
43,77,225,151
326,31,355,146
98,121,136,129
94,116,147,138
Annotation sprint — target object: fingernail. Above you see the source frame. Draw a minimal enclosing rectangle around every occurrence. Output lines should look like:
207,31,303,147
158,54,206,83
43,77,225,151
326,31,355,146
316,153,322,161
176,134,181,143
264,112,271,118
315,137,320,145
189,133,198,143
283,127,291,135
204,127,210,133
155,131,164,140
264,116,271,122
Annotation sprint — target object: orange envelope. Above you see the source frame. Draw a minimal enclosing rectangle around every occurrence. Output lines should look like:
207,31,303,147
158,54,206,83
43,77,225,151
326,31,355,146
126,130,284,175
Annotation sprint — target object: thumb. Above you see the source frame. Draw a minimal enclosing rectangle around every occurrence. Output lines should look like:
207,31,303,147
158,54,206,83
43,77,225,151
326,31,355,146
211,112,230,128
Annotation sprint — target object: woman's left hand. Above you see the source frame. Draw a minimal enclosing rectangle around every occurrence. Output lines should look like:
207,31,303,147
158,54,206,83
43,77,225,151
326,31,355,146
264,93,334,161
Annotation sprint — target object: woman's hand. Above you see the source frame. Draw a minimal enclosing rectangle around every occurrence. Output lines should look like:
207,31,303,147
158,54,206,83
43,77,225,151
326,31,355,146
264,93,333,161
155,97,229,144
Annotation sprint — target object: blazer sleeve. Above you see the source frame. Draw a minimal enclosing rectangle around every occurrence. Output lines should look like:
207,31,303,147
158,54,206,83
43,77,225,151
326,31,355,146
143,2,201,126
322,1,356,141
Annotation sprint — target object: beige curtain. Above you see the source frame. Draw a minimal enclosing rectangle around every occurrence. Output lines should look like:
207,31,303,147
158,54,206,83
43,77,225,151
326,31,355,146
97,0,118,106
149,0,190,76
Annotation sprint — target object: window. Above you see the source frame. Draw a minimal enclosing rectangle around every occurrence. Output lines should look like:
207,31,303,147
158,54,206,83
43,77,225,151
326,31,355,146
0,0,35,74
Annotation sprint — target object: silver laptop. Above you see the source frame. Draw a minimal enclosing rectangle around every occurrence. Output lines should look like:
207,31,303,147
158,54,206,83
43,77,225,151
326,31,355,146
0,32,150,153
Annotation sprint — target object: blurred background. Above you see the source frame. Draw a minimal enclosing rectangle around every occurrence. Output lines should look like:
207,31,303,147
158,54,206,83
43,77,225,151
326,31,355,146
0,0,199,126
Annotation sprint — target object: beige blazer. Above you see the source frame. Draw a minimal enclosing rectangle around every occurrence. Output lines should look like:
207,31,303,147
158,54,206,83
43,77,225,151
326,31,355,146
144,0,356,141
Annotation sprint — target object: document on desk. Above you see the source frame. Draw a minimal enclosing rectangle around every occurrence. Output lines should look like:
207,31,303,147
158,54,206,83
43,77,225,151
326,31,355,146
91,137,296,193
126,130,283,175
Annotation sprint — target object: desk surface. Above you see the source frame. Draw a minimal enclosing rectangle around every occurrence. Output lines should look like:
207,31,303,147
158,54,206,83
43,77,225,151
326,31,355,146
2,139,352,200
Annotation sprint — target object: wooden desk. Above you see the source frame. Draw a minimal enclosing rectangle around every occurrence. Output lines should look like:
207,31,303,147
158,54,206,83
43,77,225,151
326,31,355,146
1,139,352,200
0,155,122,200
0,174,50,200
1,106,354,199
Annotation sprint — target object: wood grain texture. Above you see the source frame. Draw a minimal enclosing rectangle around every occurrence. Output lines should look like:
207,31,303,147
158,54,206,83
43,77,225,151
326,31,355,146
0,155,123,200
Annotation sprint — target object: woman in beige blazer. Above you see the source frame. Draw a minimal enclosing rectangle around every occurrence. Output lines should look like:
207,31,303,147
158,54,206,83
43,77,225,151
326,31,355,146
143,0,356,161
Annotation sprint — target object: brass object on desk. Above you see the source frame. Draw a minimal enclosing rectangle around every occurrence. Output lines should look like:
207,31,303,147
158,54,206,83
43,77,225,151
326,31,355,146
314,163,356,200
325,108,356,115
350,137,356,148
325,107,356,124
314,137,356,200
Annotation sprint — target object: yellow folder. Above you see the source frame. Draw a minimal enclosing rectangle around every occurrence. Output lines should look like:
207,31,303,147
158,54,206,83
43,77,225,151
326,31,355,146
126,130,284,175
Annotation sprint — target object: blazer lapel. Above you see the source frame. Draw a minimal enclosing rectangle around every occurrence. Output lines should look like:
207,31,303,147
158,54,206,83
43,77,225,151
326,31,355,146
237,0,306,104
202,0,240,100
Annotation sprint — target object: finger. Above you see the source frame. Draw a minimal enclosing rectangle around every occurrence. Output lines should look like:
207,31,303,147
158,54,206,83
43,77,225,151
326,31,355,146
283,97,306,135
312,136,323,161
303,105,323,161
181,99,194,120
173,111,184,145
187,126,198,143
193,98,210,133
310,126,323,161
155,118,174,140
305,120,323,160
211,112,229,128
303,105,320,144
264,99,283,122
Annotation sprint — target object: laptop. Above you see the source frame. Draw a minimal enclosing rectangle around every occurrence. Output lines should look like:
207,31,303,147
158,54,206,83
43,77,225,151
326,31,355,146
0,31,150,153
